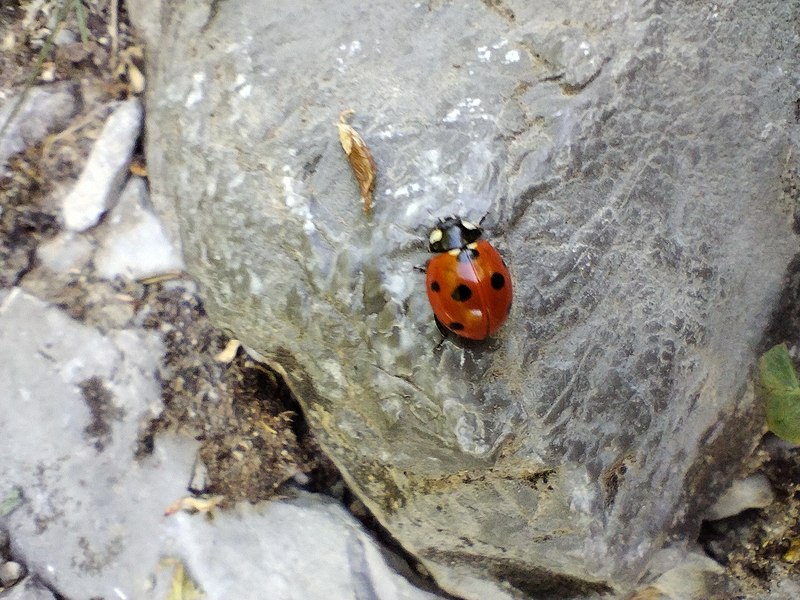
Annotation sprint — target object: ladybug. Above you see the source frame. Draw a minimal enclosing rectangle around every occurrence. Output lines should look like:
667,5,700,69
424,217,513,341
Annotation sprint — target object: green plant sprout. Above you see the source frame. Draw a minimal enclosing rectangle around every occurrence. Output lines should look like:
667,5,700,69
759,343,800,444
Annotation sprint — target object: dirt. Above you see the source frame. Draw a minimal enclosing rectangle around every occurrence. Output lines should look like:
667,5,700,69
135,284,339,501
700,436,800,596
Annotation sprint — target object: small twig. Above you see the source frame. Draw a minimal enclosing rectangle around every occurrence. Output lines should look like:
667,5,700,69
109,0,119,60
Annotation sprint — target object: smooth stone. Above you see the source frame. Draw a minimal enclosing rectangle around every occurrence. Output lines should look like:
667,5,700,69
0,561,25,588
93,176,185,280
0,576,57,600
172,492,445,600
705,474,775,521
633,550,739,599
61,98,143,232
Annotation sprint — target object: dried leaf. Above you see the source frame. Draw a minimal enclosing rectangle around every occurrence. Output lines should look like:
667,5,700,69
130,159,148,177
164,494,225,517
113,46,147,96
163,559,204,600
337,109,376,215
137,271,186,285
214,339,241,363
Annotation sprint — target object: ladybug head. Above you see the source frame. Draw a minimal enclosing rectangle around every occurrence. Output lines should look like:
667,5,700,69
428,217,482,252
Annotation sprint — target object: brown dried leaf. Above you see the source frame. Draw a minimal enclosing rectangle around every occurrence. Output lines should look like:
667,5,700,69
163,494,225,517
162,558,205,600
214,339,241,363
338,110,376,215
130,159,148,177
113,46,147,96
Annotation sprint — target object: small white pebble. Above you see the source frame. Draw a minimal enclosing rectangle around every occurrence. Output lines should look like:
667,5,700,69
705,473,774,520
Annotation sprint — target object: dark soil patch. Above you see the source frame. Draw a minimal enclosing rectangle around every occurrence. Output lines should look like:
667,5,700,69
700,435,800,596
136,285,339,502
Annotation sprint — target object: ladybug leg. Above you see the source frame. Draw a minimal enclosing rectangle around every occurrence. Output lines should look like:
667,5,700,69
413,264,427,273
432,316,448,352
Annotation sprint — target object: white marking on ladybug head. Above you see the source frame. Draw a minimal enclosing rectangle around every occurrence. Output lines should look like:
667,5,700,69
448,249,461,256
462,220,479,230
429,229,444,245
467,242,478,250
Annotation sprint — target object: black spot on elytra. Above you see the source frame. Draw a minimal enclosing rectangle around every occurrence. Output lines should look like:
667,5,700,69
451,284,472,302
449,321,465,331
491,273,506,290
457,248,479,263
430,281,441,292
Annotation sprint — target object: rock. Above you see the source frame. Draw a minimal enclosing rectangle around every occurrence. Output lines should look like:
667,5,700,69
0,288,195,598
527,26,607,88
0,528,8,559
0,561,25,588
61,98,143,232
53,29,77,47
0,288,434,599
36,232,94,274
93,176,185,280
0,82,80,172
705,474,775,521
129,0,799,597
171,491,444,600
0,576,57,600
631,550,739,600
188,456,209,494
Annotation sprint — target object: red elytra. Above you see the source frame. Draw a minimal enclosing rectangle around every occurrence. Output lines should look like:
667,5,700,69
424,218,512,341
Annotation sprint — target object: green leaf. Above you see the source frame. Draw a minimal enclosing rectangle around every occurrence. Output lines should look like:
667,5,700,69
766,389,800,444
760,344,800,444
0,487,23,517
759,344,799,393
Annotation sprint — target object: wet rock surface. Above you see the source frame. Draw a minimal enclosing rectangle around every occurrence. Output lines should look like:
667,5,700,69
1,4,448,597
131,0,799,596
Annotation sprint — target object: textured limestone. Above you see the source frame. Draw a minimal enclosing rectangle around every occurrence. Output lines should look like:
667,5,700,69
129,0,799,597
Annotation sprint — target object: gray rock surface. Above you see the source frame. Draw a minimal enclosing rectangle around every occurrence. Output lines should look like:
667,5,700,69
61,98,143,232
0,288,445,599
0,287,192,598
0,82,80,172
172,492,443,600
129,0,799,597
94,176,185,280
35,231,94,274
